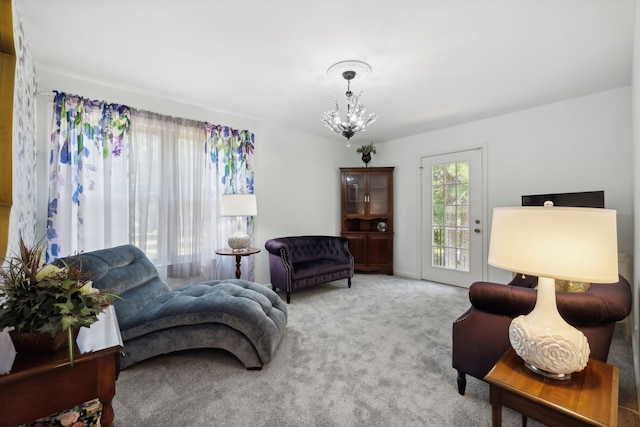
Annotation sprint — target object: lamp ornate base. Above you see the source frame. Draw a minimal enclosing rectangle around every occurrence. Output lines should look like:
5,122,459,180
228,234,251,250
510,315,589,379
508,278,590,378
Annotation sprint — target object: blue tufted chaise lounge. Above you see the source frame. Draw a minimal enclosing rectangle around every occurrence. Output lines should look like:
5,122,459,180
64,245,287,370
265,235,354,303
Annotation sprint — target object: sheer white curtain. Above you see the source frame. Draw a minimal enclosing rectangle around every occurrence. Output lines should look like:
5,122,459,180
47,93,130,261
130,110,219,279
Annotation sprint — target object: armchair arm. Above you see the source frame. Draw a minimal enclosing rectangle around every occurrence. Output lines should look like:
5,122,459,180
469,276,631,325
334,237,354,263
469,282,536,317
265,239,293,292
265,239,290,258
560,276,632,323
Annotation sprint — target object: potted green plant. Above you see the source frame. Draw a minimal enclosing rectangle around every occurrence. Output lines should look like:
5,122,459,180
0,236,115,366
356,144,376,167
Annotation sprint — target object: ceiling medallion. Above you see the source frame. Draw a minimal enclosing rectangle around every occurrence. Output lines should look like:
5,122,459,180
321,60,378,147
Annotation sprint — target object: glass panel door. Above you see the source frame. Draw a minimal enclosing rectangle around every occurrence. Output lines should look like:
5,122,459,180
344,173,365,215
368,173,389,216
431,161,469,271
421,148,483,288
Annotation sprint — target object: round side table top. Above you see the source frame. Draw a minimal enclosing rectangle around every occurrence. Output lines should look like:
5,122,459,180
216,247,261,256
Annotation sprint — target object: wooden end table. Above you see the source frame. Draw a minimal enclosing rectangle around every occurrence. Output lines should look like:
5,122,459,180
0,306,123,427
485,348,618,427
216,247,261,279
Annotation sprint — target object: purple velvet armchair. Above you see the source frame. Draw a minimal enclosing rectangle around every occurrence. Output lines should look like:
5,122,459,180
265,236,354,303
452,274,632,395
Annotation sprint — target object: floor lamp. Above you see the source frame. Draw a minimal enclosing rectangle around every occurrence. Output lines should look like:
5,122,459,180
488,205,619,379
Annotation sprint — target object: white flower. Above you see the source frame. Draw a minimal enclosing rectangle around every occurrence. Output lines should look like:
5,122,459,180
35,264,64,281
80,281,98,295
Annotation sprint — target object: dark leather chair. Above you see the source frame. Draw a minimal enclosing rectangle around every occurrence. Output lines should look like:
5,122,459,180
452,274,632,395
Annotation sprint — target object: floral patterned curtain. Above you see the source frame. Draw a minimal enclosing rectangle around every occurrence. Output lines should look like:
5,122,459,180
205,123,255,279
205,124,255,193
47,92,130,261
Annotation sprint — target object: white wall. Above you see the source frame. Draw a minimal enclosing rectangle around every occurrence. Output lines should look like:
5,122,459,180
379,87,633,284
34,68,350,284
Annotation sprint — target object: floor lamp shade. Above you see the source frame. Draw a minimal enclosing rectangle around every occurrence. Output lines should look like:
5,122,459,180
488,206,618,378
220,194,257,250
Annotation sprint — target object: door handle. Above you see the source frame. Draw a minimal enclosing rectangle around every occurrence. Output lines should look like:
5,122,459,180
474,228,481,233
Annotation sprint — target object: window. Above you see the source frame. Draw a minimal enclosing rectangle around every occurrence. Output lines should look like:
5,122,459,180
432,161,470,271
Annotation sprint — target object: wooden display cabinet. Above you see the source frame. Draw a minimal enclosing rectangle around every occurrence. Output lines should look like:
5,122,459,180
340,167,394,274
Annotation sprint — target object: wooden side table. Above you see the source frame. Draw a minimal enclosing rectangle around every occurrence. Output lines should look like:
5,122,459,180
0,306,123,427
485,348,618,427
216,247,261,279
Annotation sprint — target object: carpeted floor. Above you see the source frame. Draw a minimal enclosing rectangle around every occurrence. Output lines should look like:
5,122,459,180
112,274,639,426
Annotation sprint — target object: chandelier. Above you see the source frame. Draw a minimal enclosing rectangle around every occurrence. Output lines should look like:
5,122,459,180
321,60,378,147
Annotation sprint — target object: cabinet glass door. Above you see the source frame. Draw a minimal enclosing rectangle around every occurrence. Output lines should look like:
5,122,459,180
344,173,365,215
368,173,389,216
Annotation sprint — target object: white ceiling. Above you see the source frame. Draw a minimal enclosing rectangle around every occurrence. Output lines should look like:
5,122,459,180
16,0,636,143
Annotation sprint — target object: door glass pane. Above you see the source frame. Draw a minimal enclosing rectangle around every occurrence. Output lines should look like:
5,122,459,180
432,185,444,204
457,183,469,204
432,164,444,185
345,174,365,215
444,205,456,226
431,161,470,272
369,174,388,215
432,226,444,266
445,163,457,184
457,206,469,230
444,184,457,204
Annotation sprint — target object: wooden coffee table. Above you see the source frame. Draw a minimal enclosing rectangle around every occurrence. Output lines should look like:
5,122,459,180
485,348,618,427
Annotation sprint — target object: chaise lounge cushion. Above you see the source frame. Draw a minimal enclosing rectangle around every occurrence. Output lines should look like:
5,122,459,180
63,245,287,369
120,280,285,360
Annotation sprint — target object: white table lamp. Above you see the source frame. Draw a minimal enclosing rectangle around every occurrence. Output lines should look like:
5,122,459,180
220,194,257,251
488,205,618,379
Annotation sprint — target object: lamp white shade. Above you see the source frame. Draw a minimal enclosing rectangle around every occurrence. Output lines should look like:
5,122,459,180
488,206,618,284
220,194,257,217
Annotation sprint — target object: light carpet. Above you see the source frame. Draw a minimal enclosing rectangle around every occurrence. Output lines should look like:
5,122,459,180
112,274,639,426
